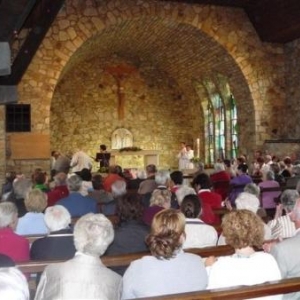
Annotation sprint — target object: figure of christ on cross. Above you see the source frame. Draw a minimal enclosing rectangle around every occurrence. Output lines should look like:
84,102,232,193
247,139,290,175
105,63,137,120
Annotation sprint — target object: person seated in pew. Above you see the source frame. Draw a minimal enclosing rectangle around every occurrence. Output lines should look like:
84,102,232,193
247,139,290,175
169,170,183,193
46,172,69,207
180,194,218,249
267,190,298,239
192,173,222,225
104,193,149,275
56,174,97,217
122,209,208,299
16,189,48,236
0,202,29,263
35,213,122,300
0,267,30,300
175,185,196,206
30,205,76,261
206,209,282,300
228,164,253,205
218,192,272,245
258,170,281,218
210,162,231,200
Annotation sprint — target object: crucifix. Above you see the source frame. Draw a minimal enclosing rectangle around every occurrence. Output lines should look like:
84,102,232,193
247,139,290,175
105,63,137,120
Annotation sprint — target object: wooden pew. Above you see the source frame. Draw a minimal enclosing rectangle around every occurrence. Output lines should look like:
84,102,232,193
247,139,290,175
17,245,235,274
133,277,300,299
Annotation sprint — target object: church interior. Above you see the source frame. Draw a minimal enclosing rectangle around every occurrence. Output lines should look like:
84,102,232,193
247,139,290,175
1,0,300,177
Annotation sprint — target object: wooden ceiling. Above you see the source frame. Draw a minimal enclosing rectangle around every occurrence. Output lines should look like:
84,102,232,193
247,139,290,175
0,0,300,85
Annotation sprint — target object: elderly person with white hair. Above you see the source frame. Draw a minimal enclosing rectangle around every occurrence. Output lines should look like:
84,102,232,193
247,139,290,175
218,192,272,245
0,202,29,262
0,267,30,300
267,189,299,239
56,174,97,217
30,205,76,260
35,213,122,300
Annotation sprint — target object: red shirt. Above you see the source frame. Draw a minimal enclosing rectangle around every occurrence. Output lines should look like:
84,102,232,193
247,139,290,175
103,174,125,192
47,185,69,207
0,228,29,262
210,171,231,200
198,190,222,225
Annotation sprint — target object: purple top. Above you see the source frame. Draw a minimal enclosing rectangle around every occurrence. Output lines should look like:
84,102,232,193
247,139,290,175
142,205,164,226
229,174,253,204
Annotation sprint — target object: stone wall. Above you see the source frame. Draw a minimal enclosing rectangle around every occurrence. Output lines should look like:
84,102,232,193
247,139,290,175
6,0,287,174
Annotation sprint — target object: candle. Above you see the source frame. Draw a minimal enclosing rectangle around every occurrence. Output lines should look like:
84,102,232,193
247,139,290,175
196,138,200,158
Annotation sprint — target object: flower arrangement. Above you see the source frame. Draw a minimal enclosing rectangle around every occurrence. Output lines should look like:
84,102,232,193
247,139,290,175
119,146,142,152
190,157,202,163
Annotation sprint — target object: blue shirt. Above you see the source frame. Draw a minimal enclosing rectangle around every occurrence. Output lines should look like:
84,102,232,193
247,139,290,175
16,212,48,235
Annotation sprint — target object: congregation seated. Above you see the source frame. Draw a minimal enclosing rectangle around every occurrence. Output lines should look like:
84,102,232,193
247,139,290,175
210,162,231,200
0,202,29,262
268,189,298,239
122,209,208,298
75,168,93,196
180,194,218,249
206,209,281,298
46,172,69,207
258,170,281,218
56,174,97,217
280,156,293,178
175,185,196,206
0,267,29,300
1,171,16,200
170,170,183,193
142,188,171,226
102,165,126,193
138,164,157,195
32,170,50,193
218,192,272,245
192,173,222,225
16,189,48,236
285,164,300,189
126,168,146,191
5,177,32,217
270,163,286,186
105,193,149,275
35,213,122,300
30,205,76,261
87,173,114,206
228,164,253,205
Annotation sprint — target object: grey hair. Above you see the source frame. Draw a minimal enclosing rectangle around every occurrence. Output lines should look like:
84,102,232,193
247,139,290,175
266,170,275,181
292,165,300,176
150,189,172,207
244,183,260,197
0,267,29,300
235,192,260,213
67,175,82,192
111,180,127,197
13,178,32,199
0,202,17,228
44,205,71,232
175,186,196,205
280,189,299,213
53,173,67,186
74,213,114,256
155,170,170,186
214,162,225,172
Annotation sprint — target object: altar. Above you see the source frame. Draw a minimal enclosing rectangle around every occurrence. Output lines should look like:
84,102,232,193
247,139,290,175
109,150,160,169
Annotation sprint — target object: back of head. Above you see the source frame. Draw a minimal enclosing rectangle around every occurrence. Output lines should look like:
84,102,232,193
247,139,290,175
170,171,183,185
0,202,17,228
265,170,275,181
175,185,196,205
146,209,185,259
0,267,29,300
244,183,260,198
100,144,107,151
54,172,67,186
222,209,264,249
111,180,127,197
146,164,157,175
280,189,299,213
79,168,92,181
33,171,46,185
137,169,147,180
150,189,172,207
237,164,248,174
235,192,260,213
292,165,300,176
67,174,82,192
44,205,71,232
24,188,47,213
180,194,201,218
155,170,170,186
91,174,103,190
13,178,32,199
117,194,143,222
74,213,114,256
192,173,212,189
